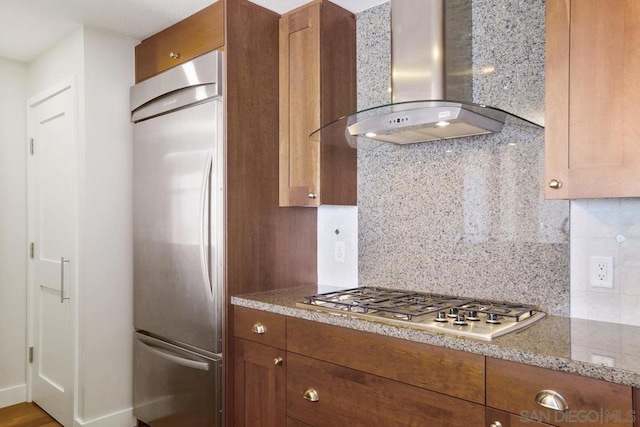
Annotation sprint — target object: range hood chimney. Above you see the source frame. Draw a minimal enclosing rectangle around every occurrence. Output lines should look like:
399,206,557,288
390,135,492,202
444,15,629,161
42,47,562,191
310,0,542,148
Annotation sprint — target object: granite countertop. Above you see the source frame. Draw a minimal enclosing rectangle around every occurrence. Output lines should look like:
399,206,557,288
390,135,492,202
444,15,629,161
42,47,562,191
231,285,640,388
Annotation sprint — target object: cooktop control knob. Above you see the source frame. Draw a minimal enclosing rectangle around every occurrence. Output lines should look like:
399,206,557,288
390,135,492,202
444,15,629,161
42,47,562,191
447,307,459,318
486,313,501,324
435,311,448,322
453,314,468,326
466,310,480,321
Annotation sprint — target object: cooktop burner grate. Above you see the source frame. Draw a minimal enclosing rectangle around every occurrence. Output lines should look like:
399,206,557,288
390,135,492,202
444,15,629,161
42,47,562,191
299,286,545,340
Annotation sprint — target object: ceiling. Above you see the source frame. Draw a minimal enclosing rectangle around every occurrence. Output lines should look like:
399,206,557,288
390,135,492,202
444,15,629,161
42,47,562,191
0,0,387,63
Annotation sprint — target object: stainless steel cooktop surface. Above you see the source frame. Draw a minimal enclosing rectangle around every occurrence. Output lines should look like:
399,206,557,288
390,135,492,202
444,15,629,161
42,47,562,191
296,286,545,341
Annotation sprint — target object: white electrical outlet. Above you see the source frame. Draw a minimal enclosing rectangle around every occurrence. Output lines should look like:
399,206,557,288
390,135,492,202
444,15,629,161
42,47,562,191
589,256,614,288
334,241,345,263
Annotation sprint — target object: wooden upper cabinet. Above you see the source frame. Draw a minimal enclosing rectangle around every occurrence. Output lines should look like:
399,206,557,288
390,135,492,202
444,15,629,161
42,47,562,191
545,0,640,198
135,1,224,83
279,0,357,207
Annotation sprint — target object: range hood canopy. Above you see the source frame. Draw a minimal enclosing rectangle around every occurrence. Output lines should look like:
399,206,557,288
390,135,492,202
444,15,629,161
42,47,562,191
310,0,543,149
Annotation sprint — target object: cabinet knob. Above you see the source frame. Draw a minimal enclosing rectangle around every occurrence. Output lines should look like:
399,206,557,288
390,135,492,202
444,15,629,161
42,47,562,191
169,52,181,59
303,388,319,402
489,423,503,427
273,356,283,366
548,179,562,189
307,192,317,199
251,322,266,334
535,389,569,412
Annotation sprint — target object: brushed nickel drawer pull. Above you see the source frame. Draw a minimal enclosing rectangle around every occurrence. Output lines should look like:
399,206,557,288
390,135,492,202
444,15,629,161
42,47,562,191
535,389,569,411
303,388,319,402
274,357,283,366
169,52,181,59
251,322,266,334
489,422,503,427
548,179,562,189
307,192,317,199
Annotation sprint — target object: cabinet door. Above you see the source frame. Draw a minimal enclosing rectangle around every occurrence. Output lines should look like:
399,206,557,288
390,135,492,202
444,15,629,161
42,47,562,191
545,0,640,198
279,3,321,206
233,339,286,427
279,1,356,207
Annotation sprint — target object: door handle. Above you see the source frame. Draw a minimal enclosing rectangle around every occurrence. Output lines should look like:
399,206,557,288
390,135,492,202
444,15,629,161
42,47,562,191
60,257,70,303
137,338,210,371
200,154,214,298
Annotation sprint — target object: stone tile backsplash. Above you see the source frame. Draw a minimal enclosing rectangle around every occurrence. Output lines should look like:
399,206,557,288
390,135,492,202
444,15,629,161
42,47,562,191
355,1,571,316
345,0,640,323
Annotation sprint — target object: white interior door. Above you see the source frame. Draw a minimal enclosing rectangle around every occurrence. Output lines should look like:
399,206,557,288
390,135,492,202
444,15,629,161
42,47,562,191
27,79,77,427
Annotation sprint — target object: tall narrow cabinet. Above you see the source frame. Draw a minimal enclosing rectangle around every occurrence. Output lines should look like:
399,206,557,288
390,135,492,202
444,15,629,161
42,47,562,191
279,0,357,207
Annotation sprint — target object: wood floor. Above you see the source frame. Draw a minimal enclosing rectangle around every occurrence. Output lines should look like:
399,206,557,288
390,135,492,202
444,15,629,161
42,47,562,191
0,402,61,427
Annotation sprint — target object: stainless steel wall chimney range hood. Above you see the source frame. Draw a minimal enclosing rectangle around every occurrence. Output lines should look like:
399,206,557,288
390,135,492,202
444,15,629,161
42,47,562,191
310,0,542,148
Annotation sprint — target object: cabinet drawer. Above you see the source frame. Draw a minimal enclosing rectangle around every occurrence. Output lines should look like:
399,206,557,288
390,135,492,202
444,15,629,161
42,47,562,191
234,307,286,349
135,2,224,82
486,358,633,427
487,408,555,427
287,317,485,404
287,417,311,427
287,352,484,427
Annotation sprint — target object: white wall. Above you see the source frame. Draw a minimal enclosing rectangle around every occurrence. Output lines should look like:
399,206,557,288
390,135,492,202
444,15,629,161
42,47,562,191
28,28,84,98
28,26,137,427
0,57,28,408
77,27,136,426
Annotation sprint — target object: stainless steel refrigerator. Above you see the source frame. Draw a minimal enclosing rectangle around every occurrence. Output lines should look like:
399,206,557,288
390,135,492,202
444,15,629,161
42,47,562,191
130,51,224,427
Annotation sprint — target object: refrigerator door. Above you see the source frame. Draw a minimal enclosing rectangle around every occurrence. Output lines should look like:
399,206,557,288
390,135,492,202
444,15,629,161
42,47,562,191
133,97,223,354
134,333,222,427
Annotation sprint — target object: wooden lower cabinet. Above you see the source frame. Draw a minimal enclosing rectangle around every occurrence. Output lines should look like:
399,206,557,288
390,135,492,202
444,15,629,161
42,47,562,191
487,408,555,427
287,317,485,404
287,352,484,426
233,309,485,426
287,417,312,427
486,358,633,427
233,339,286,427
234,306,286,349
233,308,638,427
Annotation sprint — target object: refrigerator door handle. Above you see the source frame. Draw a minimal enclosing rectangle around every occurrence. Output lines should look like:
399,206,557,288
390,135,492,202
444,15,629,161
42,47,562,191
137,338,210,372
200,154,214,298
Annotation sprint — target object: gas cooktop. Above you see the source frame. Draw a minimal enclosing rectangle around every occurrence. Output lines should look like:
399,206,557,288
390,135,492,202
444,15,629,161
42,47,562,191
297,286,545,341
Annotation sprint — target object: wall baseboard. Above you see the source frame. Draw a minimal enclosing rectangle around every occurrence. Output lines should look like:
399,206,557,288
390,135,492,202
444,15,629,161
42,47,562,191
74,407,135,427
0,384,27,409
